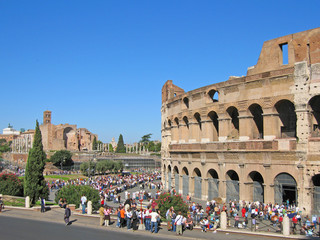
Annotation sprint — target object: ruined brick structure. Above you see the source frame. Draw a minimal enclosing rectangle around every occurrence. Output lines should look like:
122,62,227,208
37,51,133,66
161,28,320,215
40,110,97,151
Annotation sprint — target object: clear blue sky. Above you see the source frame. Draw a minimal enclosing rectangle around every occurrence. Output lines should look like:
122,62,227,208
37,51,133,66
1,0,319,144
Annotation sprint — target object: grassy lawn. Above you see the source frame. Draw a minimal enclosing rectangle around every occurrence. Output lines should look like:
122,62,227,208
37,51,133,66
44,174,87,181
4,198,56,207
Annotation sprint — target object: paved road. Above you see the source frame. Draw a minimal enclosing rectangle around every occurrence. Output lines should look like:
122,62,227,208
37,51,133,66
0,208,302,240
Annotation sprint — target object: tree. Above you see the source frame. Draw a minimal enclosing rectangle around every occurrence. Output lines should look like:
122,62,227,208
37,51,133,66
92,136,97,150
50,150,73,168
113,160,123,173
108,143,114,152
96,160,114,174
116,134,126,153
24,120,49,203
140,133,152,144
80,161,96,176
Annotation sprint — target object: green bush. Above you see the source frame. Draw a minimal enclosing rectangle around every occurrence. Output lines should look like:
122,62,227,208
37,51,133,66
55,185,100,210
0,173,24,196
156,192,189,219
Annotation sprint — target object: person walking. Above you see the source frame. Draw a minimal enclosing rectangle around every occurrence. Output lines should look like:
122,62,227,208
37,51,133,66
175,211,184,235
40,197,45,213
64,204,71,226
104,206,111,227
99,205,105,226
81,194,87,214
150,209,160,233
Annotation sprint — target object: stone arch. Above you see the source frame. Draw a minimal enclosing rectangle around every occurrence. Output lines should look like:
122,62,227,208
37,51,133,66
308,95,320,137
207,169,219,200
226,170,240,201
226,106,239,140
182,116,189,142
193,167,202,199
248,171,264,203
194,112,202,142
173,166,180,193
312,174,320,214
182,167,190,196
208,111,219,141
248,104,264,139
208,89,219,102
275,100,297,138
63,127,76,149
183,97,189,108
274,172,297,205
167,165,172,190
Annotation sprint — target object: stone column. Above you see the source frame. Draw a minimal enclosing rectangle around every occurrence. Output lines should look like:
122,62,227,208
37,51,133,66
188,120,197,143
87,201,92,215
238,112,253,141
282,216,290,236
220,211,227,230
218,114,231,142
25,196,30,208
171,125,178,144
200,116,211,143
180,123,187,143
262,108,280,140
202,178,208,200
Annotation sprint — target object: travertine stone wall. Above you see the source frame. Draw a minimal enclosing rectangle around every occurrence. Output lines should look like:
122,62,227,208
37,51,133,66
161,28,320,215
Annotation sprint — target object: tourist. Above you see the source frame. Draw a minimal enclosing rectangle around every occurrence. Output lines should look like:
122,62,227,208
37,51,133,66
150,209,159,233
0,196,3,212
200,217,209,232
99,205,105,226
175,211,184,235
81,194,87,214
64,204,71,226
185,214,194,230
40,197,45,213
104,206,111,227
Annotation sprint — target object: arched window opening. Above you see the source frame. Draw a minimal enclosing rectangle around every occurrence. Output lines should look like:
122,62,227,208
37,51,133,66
275,100,297,138
227,107,239,139
174,118,179,127
182,167,189,196
207,169,219,200
208,89,219,102
193,168,202,199
312,175,320,214
226,170,239,201
183,97,189,108
194,113,202,130
208,111,219,140
309,96,320,137
183,116,189,129
274,173,297,205
249,171,264,203
249,104,264,139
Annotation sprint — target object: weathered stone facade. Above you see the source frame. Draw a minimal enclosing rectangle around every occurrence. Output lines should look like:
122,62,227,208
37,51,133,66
40,110,97,151
161,28,320,215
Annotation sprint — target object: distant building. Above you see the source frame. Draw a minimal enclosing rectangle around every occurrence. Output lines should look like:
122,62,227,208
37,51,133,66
40,110,97,151
0,124,20,142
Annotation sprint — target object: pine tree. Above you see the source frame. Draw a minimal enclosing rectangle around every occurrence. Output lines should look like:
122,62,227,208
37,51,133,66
92,136,97,150
116,134,126,153
24,120,49,203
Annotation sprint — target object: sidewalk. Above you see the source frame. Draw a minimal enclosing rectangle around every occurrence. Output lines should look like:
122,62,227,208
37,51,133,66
1,206,311,240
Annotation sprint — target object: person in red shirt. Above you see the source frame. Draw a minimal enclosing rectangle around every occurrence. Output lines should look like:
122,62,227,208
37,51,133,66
241,207,246,218
292,215,298,231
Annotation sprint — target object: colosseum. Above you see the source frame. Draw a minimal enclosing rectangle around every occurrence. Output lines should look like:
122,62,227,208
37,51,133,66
161,27,320,215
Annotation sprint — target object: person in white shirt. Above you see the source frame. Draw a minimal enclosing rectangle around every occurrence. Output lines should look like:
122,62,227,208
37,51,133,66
81,194,87,214
175,211,184,235
150,209,159,233
200,217,209,232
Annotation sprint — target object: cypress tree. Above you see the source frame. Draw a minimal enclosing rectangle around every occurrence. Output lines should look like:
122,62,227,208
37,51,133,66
24,120,49,203
92,136,97,150
116,134,126,153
